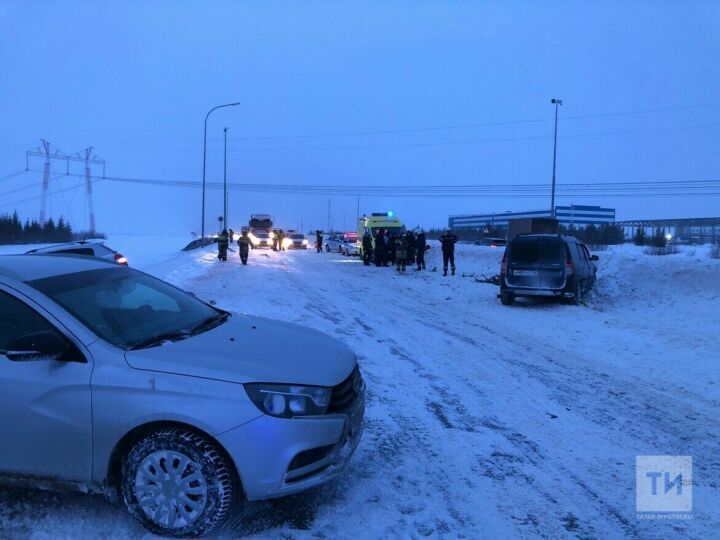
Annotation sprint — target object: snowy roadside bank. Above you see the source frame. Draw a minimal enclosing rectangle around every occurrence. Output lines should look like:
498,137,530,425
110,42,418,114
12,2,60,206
0,239,718,539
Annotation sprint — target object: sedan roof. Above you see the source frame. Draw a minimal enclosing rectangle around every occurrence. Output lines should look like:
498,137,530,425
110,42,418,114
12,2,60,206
26,241,109,254
0,254,117,282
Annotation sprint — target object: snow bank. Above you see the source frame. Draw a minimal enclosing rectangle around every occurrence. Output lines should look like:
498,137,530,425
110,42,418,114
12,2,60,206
0,239,718,539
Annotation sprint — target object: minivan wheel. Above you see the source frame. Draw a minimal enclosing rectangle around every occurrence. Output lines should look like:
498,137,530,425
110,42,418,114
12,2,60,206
121,428,236,538
500,292,514,306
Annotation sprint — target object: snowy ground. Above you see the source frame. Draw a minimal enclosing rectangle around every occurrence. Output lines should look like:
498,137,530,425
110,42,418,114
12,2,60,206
1,237,719,539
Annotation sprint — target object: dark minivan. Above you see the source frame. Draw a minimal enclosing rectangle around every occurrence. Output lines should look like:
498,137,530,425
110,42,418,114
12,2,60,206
499,234,598,305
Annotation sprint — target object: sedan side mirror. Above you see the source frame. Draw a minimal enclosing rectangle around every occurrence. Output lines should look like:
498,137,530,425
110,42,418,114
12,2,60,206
4,331,69,362
591,255,599,261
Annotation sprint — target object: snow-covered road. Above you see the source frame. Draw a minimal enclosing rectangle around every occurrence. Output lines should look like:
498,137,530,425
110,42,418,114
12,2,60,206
1,240,718,539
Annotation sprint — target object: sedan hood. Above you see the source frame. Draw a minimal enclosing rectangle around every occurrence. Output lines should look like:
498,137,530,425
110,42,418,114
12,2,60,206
124,313,356,387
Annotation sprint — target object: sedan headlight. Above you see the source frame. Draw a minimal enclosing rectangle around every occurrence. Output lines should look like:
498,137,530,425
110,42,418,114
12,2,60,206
244,383,332,417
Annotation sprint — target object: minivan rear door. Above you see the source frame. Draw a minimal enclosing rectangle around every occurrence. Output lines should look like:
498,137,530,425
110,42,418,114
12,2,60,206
507,238,565,289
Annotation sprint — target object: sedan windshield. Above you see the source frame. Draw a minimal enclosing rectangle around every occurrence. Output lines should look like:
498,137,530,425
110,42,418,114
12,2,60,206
27,267,225,349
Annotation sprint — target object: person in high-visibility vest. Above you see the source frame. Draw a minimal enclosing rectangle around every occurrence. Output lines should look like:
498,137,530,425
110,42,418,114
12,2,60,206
237,231,251,265
217,230,229,261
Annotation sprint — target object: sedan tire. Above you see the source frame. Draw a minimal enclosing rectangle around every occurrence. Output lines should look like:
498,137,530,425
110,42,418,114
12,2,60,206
121,427,237,538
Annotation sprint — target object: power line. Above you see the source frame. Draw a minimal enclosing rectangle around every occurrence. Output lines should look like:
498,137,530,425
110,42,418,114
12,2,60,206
227,103,720,142
25,169,720,189
0,170,27,182
0,179,106,210
92,102,720,145
14,170,718,199
117,121,720,154
0,180,42,198
219,122,720,153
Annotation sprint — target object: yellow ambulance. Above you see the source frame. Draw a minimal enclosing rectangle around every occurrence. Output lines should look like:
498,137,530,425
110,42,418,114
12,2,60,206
356,212,405,256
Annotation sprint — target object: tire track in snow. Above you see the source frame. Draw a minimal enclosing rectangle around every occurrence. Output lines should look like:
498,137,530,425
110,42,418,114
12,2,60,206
280,258,495,537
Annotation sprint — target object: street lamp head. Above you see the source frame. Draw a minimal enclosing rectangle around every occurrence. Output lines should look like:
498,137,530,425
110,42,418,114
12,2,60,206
551,98,563,105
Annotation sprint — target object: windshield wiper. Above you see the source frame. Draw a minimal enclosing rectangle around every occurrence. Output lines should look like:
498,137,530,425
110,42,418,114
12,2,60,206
129,330,192,350
188,312,230,336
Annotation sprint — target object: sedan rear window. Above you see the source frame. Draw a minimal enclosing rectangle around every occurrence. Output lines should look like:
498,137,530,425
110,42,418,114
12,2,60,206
57,248,95,256
510,239,564,265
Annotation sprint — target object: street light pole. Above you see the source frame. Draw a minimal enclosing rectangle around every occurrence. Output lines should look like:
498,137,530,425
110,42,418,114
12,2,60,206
550,98,562,219
201,102,240,239
223,127,228,229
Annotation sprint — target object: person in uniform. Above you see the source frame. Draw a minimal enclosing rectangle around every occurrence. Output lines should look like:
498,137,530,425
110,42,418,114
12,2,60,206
374,229,386,267
237,230,251,265
316,230,324,252
439,229,458,276
387,232,397,266
415,230,428,270
217,229,229,261
362,231,373,266
405,230,416,266
395,233,408,272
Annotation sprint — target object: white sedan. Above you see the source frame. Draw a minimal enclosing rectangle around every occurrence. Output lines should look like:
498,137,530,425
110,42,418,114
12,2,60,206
0,254,365,537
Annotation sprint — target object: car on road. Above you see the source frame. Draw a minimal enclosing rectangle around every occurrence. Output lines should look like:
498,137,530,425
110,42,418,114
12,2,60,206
499,234,598,305
340,240,359,256
323,233,345,253
249,230,273,249
0,255,365,537
477,237,507,248
285,232,310,250
338,233,359,256
325,233,359,255
26,241,128,266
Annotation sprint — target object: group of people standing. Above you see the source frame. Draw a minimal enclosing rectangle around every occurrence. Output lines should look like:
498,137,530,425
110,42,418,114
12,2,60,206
217,225,460,276
216,229,252,265
362,229,459,275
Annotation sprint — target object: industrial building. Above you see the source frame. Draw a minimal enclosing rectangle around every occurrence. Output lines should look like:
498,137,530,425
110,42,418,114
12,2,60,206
449,205,616,230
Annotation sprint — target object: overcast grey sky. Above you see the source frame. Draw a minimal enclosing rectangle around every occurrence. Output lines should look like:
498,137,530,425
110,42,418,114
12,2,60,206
1,1,719,235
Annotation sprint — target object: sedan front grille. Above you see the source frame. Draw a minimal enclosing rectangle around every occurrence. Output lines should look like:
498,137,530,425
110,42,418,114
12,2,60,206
328,366,362,413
